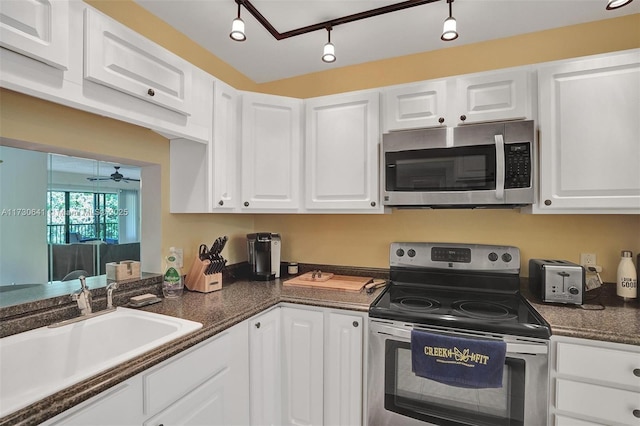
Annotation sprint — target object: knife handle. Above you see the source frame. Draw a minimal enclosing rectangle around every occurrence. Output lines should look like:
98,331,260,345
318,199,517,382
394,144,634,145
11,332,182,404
365,279,387,294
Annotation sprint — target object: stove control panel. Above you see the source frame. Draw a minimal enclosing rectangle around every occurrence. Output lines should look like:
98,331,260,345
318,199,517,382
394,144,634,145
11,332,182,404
390,242,520,273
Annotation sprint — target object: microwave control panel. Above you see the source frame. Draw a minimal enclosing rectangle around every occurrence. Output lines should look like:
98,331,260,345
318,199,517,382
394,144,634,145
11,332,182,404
504,142,531,189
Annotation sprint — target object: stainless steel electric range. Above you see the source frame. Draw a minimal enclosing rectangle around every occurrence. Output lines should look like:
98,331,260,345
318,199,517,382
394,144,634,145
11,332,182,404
368,242,551,426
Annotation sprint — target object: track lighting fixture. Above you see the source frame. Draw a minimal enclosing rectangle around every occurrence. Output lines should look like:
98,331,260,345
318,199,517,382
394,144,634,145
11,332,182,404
606,0,634,9
441,0,458,41
229,1,246,42
322,27,336,63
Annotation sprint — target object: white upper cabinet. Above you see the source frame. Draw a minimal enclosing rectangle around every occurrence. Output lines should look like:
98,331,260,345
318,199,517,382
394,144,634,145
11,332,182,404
0,0,69,70
84,8,192,116
383,67,533,131
535,49,640,213
305,90,382,212
240,92,302,211
211,80,239,211
454,68,532,125
383,79,447,131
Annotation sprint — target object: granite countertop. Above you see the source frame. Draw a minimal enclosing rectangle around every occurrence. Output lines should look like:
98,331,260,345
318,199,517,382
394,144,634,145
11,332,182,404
522,280,640,346
2,273,639,425
0,276,384,426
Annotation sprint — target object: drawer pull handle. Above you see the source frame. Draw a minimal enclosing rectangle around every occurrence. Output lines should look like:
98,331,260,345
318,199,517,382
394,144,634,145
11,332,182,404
255,322,261,328
633,409,640,418
634,368,640,377
147,88,155,97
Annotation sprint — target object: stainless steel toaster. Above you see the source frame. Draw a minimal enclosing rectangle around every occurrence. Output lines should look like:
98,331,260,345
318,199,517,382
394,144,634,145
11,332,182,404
529,259,585,305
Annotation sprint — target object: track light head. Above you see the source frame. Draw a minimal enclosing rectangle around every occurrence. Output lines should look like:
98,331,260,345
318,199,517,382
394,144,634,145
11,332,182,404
230,2,246,41
606,0,634,9
441,0,458,41
322,27,336,63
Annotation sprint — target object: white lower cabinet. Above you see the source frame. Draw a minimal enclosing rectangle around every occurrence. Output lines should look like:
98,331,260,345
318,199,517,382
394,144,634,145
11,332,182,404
250,305,366,426
324,312,364,426
249,307,283,426
281,307,325,426
43,379,143,426
43,321,250,426
549,335,640,426
42,306,365,426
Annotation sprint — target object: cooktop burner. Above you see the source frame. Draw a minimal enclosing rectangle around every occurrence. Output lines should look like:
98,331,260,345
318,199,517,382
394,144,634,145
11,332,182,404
452,300,518,320
392,297,441,312
369,242,551,339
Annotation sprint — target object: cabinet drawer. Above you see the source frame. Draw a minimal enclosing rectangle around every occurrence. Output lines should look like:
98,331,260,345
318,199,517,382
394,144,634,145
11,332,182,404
556,379,640,426
84,8,191,116
556,342,640,388
142,331,230,416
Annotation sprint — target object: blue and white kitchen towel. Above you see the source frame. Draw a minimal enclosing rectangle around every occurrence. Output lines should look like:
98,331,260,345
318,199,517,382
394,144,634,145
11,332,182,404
411,329,507,388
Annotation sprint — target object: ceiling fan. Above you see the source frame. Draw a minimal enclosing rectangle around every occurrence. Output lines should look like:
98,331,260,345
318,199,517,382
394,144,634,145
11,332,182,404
87,166,140,183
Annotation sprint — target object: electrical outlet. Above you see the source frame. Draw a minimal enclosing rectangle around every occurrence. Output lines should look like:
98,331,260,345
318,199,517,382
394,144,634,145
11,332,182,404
580,253,597,267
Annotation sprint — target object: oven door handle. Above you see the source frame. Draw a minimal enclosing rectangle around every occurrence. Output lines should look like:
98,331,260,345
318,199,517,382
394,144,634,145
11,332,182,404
495,134,505,201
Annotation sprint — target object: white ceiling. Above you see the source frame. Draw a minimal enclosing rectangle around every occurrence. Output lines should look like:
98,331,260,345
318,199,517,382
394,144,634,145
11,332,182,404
49,154,141,181
134,0,639,83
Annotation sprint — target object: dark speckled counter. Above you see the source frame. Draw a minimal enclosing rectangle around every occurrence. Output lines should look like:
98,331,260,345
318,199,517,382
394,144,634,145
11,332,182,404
522,280,640,346
0,277,384,426
1,274,638,425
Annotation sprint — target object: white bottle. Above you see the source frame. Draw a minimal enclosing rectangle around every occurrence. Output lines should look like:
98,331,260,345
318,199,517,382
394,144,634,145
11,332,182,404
616,250,637,301
163,247,184,298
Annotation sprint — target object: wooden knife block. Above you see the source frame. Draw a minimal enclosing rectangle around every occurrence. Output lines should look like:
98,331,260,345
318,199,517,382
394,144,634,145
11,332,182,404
185,257,222,293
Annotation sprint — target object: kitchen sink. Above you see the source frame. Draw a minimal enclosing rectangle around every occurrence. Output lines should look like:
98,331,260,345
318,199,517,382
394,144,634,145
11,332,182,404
0,307,202,417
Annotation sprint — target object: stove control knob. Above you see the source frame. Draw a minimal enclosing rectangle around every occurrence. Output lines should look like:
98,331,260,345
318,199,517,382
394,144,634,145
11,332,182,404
569,286,579,295
501,253,513,263
488,252,498,262
396,248,405,257
407,249,416,258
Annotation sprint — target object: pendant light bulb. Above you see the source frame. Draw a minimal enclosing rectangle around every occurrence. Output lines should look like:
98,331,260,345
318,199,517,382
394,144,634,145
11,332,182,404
441,0,458,41
322,27,336,63
606,0,633,9
230,2,246,41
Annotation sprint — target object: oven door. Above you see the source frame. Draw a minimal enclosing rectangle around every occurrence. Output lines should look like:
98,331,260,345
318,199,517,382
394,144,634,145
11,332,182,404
367,320,548,426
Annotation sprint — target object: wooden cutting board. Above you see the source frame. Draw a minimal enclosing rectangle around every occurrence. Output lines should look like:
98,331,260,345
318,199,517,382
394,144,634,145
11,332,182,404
283,274,372,292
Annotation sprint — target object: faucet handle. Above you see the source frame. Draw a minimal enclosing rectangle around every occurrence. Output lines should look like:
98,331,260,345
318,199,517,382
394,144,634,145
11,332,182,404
79,275,88,290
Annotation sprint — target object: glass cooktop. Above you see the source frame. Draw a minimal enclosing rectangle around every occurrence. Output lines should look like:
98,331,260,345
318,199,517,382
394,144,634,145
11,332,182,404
370,282,551,339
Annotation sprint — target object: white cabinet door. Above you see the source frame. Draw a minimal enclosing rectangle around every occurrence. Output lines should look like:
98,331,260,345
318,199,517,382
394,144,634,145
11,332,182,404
383,80,448,131
536,50,640,213
549,336,640,426
142,322,249,422
281,307,324,426
324,312,364,426
249,308,282,426
84,8,192,116
0,0,68,70
212,79,239,210
454,68,532,125
241,92,302,211
381,68,532,131
144,323,250,426
42,379,143,426
305,91,382,212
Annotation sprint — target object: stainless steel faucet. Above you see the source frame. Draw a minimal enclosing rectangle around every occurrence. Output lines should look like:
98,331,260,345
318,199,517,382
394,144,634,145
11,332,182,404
71,276,92,316
106,282,118,310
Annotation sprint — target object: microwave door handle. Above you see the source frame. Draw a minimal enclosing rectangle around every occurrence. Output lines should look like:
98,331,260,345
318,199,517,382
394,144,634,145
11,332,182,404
495,134,505,201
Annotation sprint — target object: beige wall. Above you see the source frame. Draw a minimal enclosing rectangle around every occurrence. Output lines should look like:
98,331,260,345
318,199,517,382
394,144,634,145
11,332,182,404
1,3,639,280
0,89,254,270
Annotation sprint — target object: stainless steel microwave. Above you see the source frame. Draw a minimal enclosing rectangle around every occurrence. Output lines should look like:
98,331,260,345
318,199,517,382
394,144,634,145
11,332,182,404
382,120,535,208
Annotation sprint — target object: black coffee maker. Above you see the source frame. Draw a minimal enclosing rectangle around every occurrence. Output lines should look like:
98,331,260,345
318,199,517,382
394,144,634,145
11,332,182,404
246,233,281,280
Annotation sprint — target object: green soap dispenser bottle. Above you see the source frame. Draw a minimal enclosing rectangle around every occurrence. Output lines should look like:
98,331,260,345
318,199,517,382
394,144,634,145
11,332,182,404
163,247,184,298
